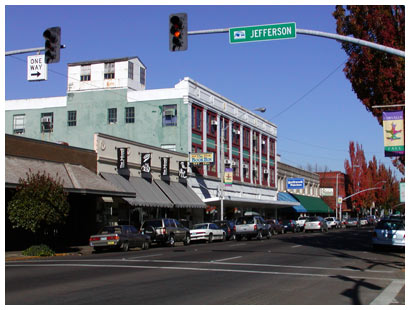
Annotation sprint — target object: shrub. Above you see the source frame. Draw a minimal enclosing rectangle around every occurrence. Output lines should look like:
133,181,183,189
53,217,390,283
22,244,55,257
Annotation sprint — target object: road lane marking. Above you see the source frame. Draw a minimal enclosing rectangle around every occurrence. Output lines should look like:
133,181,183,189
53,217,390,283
292,245,302,248
370,280,405,305
212,256,242,262
5,263,401,282
125,254,163,260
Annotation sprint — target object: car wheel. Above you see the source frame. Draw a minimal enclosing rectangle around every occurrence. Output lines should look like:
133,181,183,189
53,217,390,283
273,229,278,235
222,233,226,241
168,235,175,247
142,241,149,250
231,234,236,241
122,242,129,252
267,231,272,239
183,234,191,246
257,231,263,240
281,229,285,234
236,235,242,241
208,233,213,243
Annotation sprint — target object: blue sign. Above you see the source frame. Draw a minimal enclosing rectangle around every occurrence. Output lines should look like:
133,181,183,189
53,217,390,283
287,178,305,189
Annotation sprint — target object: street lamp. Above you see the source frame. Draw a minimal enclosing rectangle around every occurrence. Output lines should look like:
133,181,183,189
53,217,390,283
219,107,266,220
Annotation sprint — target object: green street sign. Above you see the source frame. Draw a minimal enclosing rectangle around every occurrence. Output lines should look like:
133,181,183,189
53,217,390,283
229,22,296,44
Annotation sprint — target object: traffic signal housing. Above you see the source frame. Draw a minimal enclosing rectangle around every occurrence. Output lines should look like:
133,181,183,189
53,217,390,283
169,13,187,51
43,26,61,64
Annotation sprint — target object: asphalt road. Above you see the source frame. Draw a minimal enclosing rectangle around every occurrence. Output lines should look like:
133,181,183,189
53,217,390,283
5,227,405,305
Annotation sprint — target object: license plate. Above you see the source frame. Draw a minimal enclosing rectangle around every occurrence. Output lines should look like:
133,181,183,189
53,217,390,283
101,237,107,241
108,241,115,245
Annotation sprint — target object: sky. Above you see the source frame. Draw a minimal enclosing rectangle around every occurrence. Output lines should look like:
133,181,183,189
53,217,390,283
4,4,404,178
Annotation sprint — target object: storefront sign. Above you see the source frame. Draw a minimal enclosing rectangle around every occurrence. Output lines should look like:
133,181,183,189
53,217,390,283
287,178,305,189
117,147,128,170
320,188,334,196
383,111,404,157
224,168,233,186
190,152,214,165
141,153,151,177
161,157,170,177
179,161,188,179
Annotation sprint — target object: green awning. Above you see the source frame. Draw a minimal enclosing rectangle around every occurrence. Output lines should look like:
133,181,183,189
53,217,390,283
291,194,334,214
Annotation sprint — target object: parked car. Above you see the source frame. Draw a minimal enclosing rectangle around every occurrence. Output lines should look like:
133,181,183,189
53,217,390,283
234,215,272,241
360,218,369,226
304,216,328,233
213,220,236,240
281,219,299,233
266,219,285,235
372,219,405,251
345,218,359,227
140,218,191,246
296,216,309,229
190,223,226,243
325,217,339,229
89,225,151,252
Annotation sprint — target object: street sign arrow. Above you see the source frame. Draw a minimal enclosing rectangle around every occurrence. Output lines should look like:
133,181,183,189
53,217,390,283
31,71,41,77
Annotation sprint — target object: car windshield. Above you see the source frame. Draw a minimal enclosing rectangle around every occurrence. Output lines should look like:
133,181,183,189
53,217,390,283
98,226,122,234
142,220,162,228
307,217,319,222
236,217,254,225
193,224,208,230
376,220,405,230
282,220,291,224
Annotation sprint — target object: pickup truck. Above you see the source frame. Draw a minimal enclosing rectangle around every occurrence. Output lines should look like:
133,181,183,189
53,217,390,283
234,215,272,241
296,216,309,230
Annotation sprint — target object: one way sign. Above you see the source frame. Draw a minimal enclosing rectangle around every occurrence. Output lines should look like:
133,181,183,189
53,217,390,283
27,55,47,81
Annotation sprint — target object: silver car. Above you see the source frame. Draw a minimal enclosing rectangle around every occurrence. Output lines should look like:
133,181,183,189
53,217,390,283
372,219,405,250
304,216,328,233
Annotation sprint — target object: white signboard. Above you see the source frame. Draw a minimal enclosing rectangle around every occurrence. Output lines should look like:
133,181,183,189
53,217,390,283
320,188,334,197
27,55,47,81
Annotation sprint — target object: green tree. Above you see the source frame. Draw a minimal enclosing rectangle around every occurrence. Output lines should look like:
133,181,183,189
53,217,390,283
333,5,405,169
7,170,70,244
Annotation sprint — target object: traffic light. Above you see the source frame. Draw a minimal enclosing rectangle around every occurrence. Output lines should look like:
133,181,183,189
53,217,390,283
169,13,187,51
43,26,61,64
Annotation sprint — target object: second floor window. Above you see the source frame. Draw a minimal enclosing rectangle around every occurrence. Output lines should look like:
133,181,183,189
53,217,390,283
67,111,77,126
104,62,115,79
80,64,91,81
41,112,53,133
13,114,25,134
108,108,117,124
125,107,135,123
128,62,134,79
163,105,177,127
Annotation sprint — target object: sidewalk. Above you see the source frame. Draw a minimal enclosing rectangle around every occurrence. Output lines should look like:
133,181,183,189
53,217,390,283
5,245,94,261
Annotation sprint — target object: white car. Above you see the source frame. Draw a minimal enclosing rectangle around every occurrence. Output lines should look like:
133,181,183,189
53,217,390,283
190,223,226,243
325,217,338,229
304,216,328,233
372,219,405,250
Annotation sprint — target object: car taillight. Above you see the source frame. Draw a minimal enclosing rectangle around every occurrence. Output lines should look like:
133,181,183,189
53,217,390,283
373,232,377,237
107,235,120,240
233,226,236,232
162,228,166,234
89,237,100,242
318,222,321,226
228,227,231,233
254,224,257,231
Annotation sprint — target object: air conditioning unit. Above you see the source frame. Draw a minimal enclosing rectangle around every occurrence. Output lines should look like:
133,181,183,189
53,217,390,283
211,120,218,126
224,159,231,165
263,168,269,174
164,109,176,116
41,116,52,123
262,140,266,145
233,129,240,135
231,161,237,167
242,164,249,169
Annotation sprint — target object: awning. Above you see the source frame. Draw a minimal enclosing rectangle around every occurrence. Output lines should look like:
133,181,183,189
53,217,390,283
100,172,173,208
203,196,297,209
5,155,135,197
154,179,205,208
291,194,334,214
277,192,307,213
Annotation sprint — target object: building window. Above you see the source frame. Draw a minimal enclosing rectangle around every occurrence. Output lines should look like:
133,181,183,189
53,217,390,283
104,62,115,80
125,107,135,123
128,62,134,80
243,127,250,149
140,67,146,85
80,64,91,81
162,105,177,127
13,114,25,134
67,111,77,126
41,112,53,133
191,105,202,132
207,111,217,136
108,108,117,124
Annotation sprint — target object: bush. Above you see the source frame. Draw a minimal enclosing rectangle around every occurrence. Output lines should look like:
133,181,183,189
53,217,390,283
22,244,55,257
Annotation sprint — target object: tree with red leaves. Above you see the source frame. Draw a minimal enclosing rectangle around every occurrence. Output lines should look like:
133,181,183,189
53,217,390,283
334,6,405,169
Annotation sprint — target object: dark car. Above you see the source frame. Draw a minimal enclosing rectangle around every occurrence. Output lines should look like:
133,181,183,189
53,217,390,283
89,225,151,252
281,219,299,233
213,220,236,240
141,218,191,247
266,219,285,235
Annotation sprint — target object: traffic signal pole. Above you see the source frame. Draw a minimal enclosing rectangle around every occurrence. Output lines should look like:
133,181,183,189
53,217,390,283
6,45,66,56
188,27,405,58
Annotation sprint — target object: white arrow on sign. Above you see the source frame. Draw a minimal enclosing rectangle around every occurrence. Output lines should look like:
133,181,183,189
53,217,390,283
27,55,47,81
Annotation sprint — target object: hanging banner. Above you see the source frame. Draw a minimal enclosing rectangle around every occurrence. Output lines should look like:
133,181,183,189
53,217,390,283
224,168,233,186
141,153,151,177
383,111,404,157
178,161,188,179
190,152,214,165
161,157,170,177
117,147,128,170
